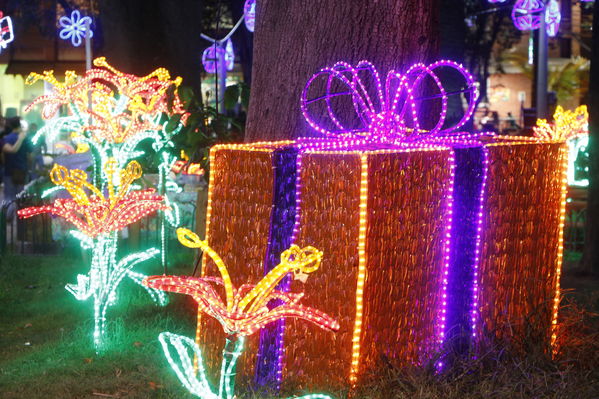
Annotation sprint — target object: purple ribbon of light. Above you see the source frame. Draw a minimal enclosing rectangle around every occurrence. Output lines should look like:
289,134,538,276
300,60,479,141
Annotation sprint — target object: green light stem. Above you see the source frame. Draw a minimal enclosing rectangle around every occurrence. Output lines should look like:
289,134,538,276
90,232,118,351
218,335,245,399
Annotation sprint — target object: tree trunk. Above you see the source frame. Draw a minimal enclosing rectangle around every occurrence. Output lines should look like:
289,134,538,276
582,4,599,275
245,0,440,141
97,0,206,96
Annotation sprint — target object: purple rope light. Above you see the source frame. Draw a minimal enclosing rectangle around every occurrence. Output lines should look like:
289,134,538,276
511,0,545,31
300,60,479,142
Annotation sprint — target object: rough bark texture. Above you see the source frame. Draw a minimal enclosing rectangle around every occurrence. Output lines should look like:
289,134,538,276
582,3,599,275
245,0,440,141
97,0,206,96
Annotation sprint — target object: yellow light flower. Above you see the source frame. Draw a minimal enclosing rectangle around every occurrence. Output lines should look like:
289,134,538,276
534,105,588,142
143,228,340,336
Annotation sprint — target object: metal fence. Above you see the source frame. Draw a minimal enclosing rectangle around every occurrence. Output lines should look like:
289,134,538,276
1,195,56,255
0,192,199,259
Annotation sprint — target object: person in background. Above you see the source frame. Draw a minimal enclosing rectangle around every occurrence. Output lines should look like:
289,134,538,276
0,123,27,154
505,112,520,132
2,117,32,216
1,117,28,186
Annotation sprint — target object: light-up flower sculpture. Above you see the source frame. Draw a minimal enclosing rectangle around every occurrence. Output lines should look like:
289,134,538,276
59,10,93,47
19,161,169,349
301,59,478,141
21,58,189,350
21,162,167,237
535,105,589,187
0,11,15,53
26,57,188,267
143,228,339,399
244,0,256,32
534,105,588,142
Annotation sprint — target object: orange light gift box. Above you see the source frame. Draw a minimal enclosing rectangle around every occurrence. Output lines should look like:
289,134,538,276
200,140,456,391
191,60,569,392
197,137,567,392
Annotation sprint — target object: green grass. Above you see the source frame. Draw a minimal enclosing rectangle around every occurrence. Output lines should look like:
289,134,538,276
0,252,198,398
1,252,598,398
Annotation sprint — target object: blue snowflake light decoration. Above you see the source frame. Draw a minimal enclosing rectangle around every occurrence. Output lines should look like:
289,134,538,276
59,10,93,47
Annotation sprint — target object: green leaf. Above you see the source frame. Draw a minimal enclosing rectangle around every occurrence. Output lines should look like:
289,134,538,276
165,114,182,133
177,86,196,111
239,82,250,110
224,84,241,110
186,113,202,130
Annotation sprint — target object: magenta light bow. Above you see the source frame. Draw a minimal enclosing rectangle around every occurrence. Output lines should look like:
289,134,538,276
300,59,479,141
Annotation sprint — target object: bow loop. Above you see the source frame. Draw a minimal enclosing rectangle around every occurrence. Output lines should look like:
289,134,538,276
301,60,479,141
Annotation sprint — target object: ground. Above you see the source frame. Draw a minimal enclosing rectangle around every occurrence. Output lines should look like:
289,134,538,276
0,251,198,399
0,253,598,398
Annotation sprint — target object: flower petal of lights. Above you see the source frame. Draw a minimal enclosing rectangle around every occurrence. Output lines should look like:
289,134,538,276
545,0,561,37
143,228,340,337
0,11,15,53
244,0,256,32
300,60,478,141
59,10,93,47
25,57,187,143
534,105,588,142
18,162,169,237
511,0,545,31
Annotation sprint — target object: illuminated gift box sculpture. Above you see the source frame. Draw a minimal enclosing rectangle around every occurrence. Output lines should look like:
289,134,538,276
195,61,568,391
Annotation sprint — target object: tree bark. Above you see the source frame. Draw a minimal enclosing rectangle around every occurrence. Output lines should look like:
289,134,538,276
582,4,599,275
97,0,206,96
245,0,440,141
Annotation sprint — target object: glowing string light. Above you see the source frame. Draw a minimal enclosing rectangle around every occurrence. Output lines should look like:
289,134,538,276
301,60,478,141
59,10,93,47
471,148,489,339
0,11,15,53
144,228,339,399
545,0,561,37
348,155,368,385
244,0,256,32
534,105,588,142
511,0,545,31
202,41,234,74
551,145,568,353
19,161,169,349
25,57,188,280
438,152,455,368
